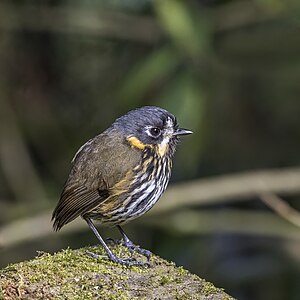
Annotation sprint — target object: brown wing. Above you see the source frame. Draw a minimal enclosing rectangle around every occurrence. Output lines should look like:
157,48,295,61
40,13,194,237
52,129,141,231
52,185,108,231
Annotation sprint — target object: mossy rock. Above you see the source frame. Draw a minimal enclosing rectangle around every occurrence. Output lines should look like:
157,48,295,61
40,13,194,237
0,245,234,299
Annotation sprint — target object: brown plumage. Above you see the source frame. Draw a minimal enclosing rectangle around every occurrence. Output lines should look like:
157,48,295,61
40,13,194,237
53,129,141,231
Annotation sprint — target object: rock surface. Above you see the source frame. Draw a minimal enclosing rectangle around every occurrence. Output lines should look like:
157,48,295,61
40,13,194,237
0,245,234,299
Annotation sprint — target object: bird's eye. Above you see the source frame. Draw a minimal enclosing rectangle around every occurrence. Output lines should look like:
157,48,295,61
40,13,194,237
149,127,161,137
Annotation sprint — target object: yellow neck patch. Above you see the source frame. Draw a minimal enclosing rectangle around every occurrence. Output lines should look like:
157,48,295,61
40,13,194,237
127,136,168,157
127,136,148,150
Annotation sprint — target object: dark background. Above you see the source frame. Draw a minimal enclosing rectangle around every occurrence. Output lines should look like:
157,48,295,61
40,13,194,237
0,1,300,299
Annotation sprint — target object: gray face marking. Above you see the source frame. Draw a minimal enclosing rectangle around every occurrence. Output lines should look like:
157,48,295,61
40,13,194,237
165,116,174,129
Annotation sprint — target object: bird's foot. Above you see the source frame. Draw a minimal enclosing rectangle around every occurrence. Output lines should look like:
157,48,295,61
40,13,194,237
106,237,151,260
86,251,149,267
122,240,152,261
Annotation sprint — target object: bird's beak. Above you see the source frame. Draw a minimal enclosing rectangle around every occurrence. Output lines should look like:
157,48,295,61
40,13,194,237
173,128,193,136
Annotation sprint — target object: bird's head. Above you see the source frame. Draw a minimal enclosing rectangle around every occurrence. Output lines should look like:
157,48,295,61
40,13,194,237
113,106,192,157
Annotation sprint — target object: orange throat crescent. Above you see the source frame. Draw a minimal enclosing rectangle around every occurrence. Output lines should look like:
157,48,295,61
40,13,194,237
127,136,148,150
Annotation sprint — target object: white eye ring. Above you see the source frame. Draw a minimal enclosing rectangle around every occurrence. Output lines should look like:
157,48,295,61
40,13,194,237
147,127,161,138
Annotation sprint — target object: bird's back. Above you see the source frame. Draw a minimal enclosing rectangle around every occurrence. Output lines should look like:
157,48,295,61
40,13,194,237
52,128,143,230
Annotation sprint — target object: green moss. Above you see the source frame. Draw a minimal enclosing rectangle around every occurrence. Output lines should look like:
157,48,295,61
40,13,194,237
0,245,234,299
159,275,170,285
201,281,223,295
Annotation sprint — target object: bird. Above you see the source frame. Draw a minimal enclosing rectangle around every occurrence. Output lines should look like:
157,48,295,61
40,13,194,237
52,106,192,266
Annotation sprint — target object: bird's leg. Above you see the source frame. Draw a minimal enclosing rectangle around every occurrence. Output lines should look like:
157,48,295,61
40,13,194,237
117,225,152,261
84,217,146,267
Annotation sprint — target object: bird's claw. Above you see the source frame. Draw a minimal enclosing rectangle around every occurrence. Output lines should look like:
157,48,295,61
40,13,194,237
86,251,106,259
126,245,152,261
122,240,152,261
111,256,149,267
106,238,152,261
86,251,149,267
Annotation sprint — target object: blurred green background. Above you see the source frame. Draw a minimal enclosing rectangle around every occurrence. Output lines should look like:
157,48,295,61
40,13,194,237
0,0,300,299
